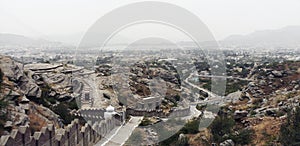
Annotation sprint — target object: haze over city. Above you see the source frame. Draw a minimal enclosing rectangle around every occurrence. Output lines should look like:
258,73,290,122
1,0,300,44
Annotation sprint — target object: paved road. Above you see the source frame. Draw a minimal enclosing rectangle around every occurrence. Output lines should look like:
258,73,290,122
247,62,258,80
180,105,202,120
184,72,219,98
90,71,233,146
95,116,143,146
183,72,228,106
194,74,253,81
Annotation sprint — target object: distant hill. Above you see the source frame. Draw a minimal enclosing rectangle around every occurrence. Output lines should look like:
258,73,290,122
46,32,130,47
221,26,300,47
0,33,62,47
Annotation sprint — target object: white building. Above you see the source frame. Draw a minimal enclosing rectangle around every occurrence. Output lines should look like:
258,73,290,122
135,96,162,110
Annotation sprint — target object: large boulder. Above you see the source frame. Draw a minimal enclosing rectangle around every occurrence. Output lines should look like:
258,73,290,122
271,70,283,78
19,75,42,98
259,80,267,86
0,56,42,98
265,108,279,116
0,56,23,81
234,110,248,120
220,139,235,146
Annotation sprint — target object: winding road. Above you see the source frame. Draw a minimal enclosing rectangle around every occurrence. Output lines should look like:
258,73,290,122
95,116,143,146
83,71,230,146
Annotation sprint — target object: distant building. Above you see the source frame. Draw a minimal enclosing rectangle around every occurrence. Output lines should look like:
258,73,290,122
135,96,162,110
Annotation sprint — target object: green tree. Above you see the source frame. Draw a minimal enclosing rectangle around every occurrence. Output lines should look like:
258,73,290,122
0,98,8,118
52,103,74,124
210,115,235,143
0,69,3,88
180,119,199,134
280,107,300,146
0,69,7,118
210,114,254,145
230,129,254,145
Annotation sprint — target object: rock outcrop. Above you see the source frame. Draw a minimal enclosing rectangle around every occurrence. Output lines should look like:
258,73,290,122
0,56,42,98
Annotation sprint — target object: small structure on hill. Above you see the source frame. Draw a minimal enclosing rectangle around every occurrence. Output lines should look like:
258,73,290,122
135,96,162,110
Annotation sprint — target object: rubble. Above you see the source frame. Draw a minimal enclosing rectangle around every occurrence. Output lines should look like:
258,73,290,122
220,139,235,146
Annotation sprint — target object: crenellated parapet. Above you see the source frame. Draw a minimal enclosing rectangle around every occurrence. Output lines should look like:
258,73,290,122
76,108,105,119
0,117,118,146
126,106,191,118
126,108,167,117
169,106,191,118
0,125,32,146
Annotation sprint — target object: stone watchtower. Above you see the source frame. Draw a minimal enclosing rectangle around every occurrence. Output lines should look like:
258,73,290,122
104,105,116,119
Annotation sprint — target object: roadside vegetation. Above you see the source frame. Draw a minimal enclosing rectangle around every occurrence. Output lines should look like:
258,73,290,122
280,107,300,146
158,118,200,146
209,110,254,145
0,69,8,134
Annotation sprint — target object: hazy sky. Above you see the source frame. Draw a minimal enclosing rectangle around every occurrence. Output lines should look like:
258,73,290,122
0,0,300,41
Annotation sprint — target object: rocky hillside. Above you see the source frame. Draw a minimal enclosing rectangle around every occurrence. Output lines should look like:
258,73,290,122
159,60,300,146
0,55,80,136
